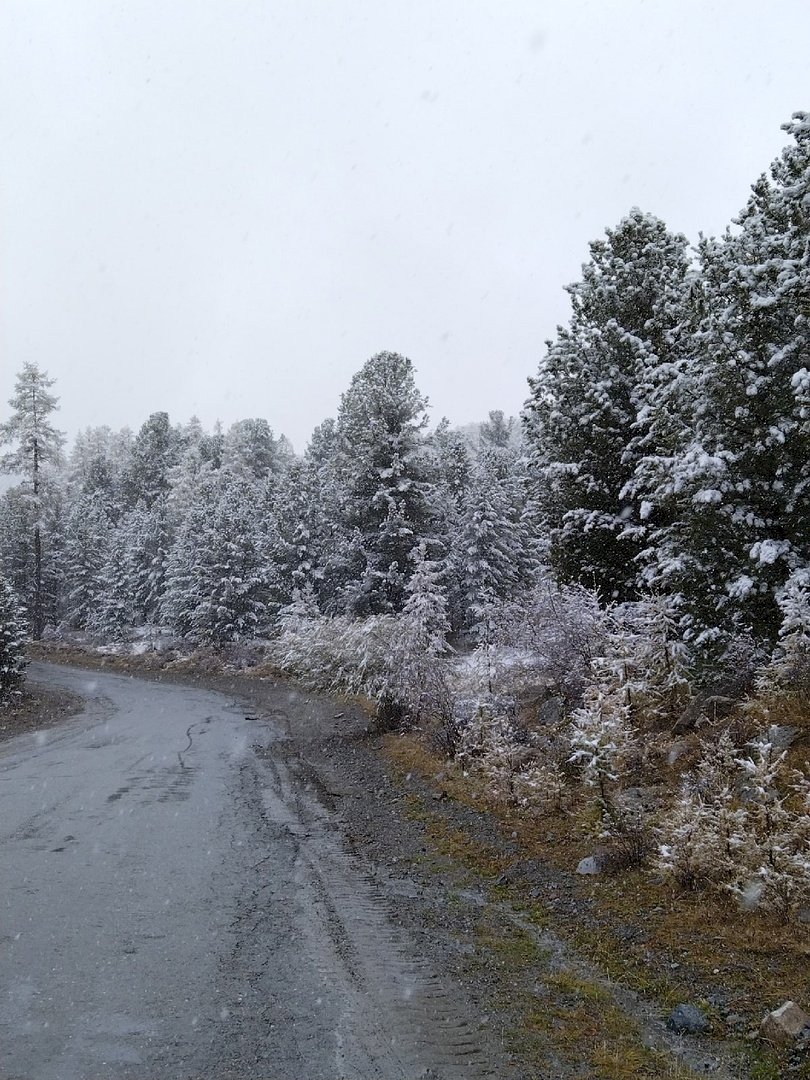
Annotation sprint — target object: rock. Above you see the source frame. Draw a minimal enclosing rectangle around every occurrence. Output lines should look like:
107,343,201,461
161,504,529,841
673,695,737,734
667,739,690,765
576,850,610,875
666,1003,710,1035
767,724,800,750
760,1001,810,1046
737,879,764,912
576,856,601,875
537,696,564,725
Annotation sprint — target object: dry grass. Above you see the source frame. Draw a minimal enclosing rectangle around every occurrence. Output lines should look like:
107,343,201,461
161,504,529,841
382,729,810,1078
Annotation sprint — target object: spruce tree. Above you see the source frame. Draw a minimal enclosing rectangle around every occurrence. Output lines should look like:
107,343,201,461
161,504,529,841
62,492,113,629
448,447,534,634
523,210,691,602
335,352,435,615
122,412,181,510
0,574,27,701
163,478,275,645
652,114,810,650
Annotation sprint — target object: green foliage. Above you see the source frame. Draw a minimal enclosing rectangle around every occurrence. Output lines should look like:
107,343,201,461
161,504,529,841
0,575,27,701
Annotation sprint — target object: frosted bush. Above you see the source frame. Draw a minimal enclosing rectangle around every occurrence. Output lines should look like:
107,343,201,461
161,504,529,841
270,569,454,730
489,572,609,706
733,735,810,921
567,642,654,860
757,569,810,694
657,730,810,920
569,653,639,800
656,733,747,889
613,596,693,720
456,705,566,809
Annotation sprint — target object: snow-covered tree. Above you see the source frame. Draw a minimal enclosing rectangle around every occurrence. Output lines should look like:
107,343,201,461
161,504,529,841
0,487,37,613
222,418,285,482
163,478,276,645
334,352,435,615
612,596,693,721
757,568,810,693
386,544,452,725
569,645,646,853
62,492,113,629
523,210,691,602
0,574,27,701
68,425,132,516
569,671,637,806
447,447,535,634
429,418,473,511
0,363,65,636
88,539,138,642
650,114,810,651
122,412,182,510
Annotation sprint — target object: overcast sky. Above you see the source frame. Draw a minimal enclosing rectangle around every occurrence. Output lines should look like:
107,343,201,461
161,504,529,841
1,1,808,452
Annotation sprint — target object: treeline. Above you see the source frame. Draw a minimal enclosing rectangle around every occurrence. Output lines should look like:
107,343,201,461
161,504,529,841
0,357,533,650
0,110,808,676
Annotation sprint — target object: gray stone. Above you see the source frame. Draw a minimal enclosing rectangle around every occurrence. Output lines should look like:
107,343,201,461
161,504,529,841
667,739,690,765
576,851,610,875
673,695,736,734
666,1003,710,1035
760,1001,810,1046
537,696,564,725
767,724,800,750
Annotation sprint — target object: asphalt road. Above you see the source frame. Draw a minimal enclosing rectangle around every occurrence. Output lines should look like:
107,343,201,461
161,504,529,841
0,663,494,1080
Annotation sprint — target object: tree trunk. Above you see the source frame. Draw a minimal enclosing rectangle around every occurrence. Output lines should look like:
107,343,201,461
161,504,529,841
33,522,43,639
32,437,43,638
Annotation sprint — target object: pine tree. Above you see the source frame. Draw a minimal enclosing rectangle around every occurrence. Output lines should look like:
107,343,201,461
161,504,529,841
334,352,435,614
448,447,534,634
122,412,181,510
523,210,691,602
62,492,113,629
89,540,137,642
68,425,133,517
653,114,810,650
163,478,275,645
263,460,322,605
126,500,172,623
0,488,36,612
222,418,284,482
0,364,65,636
0,574,27,701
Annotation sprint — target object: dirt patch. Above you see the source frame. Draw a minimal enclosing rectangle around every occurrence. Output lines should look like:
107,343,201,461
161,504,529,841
0,681,85,745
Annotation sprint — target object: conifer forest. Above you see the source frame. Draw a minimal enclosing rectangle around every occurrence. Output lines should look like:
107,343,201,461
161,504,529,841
2,113,809,924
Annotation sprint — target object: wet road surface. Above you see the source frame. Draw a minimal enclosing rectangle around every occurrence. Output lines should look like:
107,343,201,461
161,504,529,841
0,663,495,1079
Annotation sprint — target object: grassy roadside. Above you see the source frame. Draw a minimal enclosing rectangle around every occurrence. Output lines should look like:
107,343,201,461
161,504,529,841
383,733,810,1080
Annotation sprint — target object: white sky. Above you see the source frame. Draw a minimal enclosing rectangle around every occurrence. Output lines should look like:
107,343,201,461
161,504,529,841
1,0,808,452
